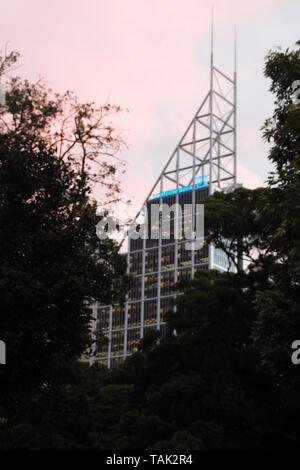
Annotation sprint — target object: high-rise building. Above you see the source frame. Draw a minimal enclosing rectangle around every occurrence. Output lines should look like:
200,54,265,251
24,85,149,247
90,30,237,368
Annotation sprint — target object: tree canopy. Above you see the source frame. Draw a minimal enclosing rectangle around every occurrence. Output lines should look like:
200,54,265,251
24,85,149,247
0,50,128,417
1,40,300,449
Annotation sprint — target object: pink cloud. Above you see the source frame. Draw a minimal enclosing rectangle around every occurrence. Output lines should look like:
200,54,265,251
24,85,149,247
0,0,292,209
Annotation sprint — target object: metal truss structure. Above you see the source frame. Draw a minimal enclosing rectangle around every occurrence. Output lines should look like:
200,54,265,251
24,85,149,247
132,25,237,221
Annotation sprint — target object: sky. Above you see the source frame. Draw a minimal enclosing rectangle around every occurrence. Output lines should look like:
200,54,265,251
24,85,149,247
1,0,300,211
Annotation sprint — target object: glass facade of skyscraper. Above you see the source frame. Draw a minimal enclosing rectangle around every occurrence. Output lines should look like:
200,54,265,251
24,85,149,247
90,183,231,368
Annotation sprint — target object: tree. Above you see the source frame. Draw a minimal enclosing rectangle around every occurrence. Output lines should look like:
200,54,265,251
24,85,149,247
108,40,300,450
201,41,300,447
0,50,128,417
2,40,300,450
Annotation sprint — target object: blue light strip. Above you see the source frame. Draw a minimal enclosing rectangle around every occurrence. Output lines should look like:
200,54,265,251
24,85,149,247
150,175,209,200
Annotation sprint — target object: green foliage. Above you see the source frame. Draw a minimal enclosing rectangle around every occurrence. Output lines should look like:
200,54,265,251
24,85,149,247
2,40,300,450
0,50,128,415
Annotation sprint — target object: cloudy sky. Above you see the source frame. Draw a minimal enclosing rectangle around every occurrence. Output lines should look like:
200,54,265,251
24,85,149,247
1,0,299,210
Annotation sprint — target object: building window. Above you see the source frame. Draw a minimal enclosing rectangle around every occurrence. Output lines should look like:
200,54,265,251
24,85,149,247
128,302,141,326
128,276,142,301
144,274,158,299
112,306,125,329
130,252,143,275
178,242,192,267
161,245,175,270
194,243,209,265
144,299,158,325
145,248,159,273
127,328,141,354
161,271,175,295
129,237,143,252
177,268,192,283
111,331,124,357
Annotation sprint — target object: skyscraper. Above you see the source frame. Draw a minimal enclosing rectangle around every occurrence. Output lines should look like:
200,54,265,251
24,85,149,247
91,29,237,368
